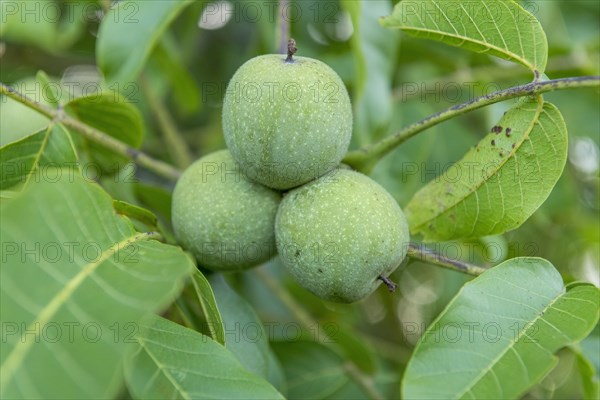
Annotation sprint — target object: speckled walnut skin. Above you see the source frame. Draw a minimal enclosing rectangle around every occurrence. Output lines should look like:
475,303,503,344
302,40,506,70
172,150,281,271
223,55,353,190
275,169,410,303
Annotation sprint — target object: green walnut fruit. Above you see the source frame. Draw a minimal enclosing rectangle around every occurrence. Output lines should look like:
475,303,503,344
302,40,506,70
275,169,409,303
223,54,353,190
172,150,281,270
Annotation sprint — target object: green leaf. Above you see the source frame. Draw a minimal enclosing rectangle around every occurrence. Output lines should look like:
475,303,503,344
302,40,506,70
134,183,173,224
124,315,284,400
0,0,86,53
328,326,378,374
65,93,144,147
405,98,568,241
0,171,194,399
580,324,600,380
0,124,78,191
381,0,548,76
209,274,271,380
401,257,600,400
527,347,599,400
151,37,201,116
271,340,350,399
574,347,600,400
64,93,144,170
96,0,194,88
191,270,226,345
35,71,60,106
0,84,51,147
113,199,158,229
342,0,398,144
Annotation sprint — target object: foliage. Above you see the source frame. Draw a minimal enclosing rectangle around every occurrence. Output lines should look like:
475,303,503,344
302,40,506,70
1,0,598,399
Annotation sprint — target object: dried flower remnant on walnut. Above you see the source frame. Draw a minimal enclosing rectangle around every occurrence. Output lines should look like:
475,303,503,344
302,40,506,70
285,38,297,63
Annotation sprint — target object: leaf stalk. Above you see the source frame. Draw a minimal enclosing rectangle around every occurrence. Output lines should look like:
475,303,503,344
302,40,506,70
407,242,487,276
0,82,182,181
343,76,600,172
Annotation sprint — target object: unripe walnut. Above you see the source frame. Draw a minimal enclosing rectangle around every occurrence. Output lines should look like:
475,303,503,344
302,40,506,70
223,54,353,190
172,150,280,270
275,169,410,303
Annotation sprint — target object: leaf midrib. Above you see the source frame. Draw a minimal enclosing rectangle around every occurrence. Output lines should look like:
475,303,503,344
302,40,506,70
401,26,534,72
0,232,154,393
135,336,192,400
20,126,51,189
455,288,566,399
390,0,540,73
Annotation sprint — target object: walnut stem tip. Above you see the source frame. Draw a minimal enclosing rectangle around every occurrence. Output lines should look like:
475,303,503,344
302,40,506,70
378,275,397,292
285,38,297,63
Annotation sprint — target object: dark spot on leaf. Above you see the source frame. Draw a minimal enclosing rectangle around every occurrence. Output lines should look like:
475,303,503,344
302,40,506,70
318,268,323,273
491,140,495,146
499,151,504,157
512,143,516,149
294,250,301,258
505,127,512,137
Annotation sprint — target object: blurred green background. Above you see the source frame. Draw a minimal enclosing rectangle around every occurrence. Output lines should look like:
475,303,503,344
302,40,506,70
1,1,598,398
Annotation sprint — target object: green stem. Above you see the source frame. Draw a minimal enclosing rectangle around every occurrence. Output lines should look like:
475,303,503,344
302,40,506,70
141,78,194,169
407,242,487,276
253,267,385,400
393,53,599,103
277,0,290,54
0,82,182,181
344,76,600,172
